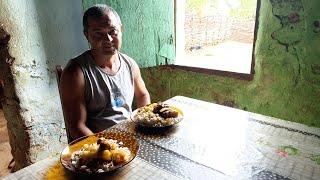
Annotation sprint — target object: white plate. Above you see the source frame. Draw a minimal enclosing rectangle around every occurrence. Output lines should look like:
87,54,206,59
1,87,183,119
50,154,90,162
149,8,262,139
131,104,183,128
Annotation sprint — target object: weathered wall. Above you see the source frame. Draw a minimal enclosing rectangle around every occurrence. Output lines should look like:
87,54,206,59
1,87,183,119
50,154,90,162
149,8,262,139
141,0,320,127
83,0,175,67
0,0,87,170
0,0,319,171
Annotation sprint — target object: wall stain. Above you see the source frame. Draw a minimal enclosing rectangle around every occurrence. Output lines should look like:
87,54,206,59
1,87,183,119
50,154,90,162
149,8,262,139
0,27,15,65
269,0,305,86
311,64,320,75
140,0,320,128
0,25,33,170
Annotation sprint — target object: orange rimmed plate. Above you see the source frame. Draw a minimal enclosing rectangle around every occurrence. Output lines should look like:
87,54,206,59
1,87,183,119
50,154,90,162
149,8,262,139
60,129,139,174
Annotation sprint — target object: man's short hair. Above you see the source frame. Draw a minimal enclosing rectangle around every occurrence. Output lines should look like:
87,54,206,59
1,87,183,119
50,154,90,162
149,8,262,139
83,4,122,32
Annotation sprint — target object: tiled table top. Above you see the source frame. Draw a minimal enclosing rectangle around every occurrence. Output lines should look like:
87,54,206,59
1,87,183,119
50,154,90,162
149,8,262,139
3,156,183,180
169,96,320,180
118,96,320,179
3,96,320,180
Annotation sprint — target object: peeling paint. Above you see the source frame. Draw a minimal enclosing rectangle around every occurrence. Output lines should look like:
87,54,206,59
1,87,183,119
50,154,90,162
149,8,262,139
0,0,318,172
270,0,305,86
142,0,320,128
0,25,32,170
0,27,15,66
0,0,87,170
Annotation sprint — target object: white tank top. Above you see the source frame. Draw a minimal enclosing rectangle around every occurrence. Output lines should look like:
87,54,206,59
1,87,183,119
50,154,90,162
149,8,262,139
68,51,134,133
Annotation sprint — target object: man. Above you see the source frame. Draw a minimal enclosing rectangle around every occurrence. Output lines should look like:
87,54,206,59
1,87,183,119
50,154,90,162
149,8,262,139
60,4,150,141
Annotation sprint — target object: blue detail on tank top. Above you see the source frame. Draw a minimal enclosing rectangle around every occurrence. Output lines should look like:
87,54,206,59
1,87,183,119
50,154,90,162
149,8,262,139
111,90,125,107
113,97,124,107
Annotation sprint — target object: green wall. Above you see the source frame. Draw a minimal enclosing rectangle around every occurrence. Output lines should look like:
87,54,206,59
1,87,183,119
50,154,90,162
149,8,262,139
141,0,320,127
83,0,175,67
82,0,320,127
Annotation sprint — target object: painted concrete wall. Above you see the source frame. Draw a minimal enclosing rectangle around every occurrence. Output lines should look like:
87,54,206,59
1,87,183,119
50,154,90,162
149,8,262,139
0,0,319,171
0,0,87,169
86,0,319,128
83,0,175,67
142,0,320,128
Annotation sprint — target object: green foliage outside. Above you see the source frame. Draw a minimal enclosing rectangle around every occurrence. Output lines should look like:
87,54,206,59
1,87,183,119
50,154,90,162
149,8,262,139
310,155,320,165
186,0,257,19
229,0,257,19
186,0,210,13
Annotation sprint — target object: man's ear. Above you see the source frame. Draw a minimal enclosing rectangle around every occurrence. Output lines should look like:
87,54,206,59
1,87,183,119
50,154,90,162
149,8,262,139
121,25,124,33
83,30,89,40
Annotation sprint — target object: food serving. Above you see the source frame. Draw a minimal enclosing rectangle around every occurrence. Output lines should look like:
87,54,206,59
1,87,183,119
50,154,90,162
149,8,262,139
70,137,131,173
132,102,183,127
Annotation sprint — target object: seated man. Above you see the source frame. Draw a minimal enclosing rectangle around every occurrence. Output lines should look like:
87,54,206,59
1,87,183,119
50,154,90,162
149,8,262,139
60,4,150,141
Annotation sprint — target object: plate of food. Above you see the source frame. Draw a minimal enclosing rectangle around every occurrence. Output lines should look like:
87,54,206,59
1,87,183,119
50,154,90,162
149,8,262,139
60,129,139,174
131,102,183,128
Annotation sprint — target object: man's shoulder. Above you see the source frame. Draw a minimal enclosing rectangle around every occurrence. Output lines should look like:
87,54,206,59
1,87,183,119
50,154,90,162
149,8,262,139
119,52,138,66
72,50,90,61
64,51,89,73
119,52,134,61
65,50,90,68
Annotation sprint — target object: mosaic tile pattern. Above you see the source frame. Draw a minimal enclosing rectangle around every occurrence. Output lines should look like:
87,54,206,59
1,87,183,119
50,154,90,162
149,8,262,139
3,96,320,180
117,96,320,180
3,156,183,180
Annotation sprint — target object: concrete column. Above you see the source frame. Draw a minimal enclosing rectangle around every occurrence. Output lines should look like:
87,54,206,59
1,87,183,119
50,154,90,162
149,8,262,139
0,0,87,170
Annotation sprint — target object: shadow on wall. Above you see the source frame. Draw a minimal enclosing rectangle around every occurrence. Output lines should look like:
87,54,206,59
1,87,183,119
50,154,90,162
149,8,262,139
34,0,88,76
0,79,3,109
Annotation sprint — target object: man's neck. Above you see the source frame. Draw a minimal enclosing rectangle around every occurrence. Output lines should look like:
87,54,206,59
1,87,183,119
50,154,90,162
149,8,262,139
90,50,119,73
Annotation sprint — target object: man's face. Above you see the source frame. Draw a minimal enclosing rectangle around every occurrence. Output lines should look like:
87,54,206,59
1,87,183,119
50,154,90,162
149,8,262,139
85,12,122,56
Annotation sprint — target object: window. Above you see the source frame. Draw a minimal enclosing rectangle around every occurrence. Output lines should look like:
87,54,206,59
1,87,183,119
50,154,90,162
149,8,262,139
175,0,259,75
82,0,259,78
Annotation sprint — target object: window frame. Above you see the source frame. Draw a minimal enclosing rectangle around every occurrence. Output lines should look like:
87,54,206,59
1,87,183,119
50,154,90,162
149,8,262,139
171,0,261,81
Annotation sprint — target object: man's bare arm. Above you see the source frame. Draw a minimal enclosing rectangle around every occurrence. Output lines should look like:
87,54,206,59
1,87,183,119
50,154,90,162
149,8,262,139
60,62,93,140
132,61,151,108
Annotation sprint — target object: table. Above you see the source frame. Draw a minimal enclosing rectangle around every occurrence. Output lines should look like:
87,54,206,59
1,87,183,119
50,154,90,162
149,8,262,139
3,96,320,180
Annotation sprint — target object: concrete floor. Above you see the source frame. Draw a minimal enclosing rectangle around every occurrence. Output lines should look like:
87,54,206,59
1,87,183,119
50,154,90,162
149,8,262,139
0,109,12,177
